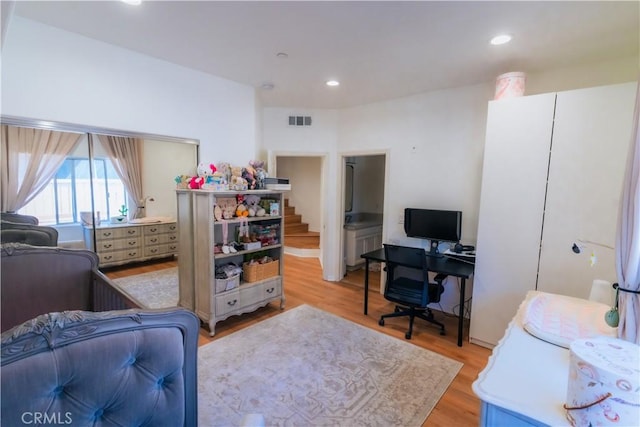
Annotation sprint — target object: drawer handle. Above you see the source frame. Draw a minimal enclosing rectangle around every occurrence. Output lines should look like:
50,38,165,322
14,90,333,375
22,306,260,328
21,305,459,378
227,299,238,307
128,241,136,245
128,252,137,256
150,249,158,253
169,236,176,240
150,238,158,243
266,287,275,294
104,244,112,249
150,227,157,232
169,226,176,230
128,230,136,234
169,245,177,250
104,255,113,260
104,232,112,237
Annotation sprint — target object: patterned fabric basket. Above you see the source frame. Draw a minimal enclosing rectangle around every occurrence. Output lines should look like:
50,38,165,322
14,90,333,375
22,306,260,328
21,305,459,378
243,260,279,283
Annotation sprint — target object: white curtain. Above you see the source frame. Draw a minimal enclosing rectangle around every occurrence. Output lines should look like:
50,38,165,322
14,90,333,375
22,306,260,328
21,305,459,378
615,81,640,344
96,134,145,219
1,125,82,212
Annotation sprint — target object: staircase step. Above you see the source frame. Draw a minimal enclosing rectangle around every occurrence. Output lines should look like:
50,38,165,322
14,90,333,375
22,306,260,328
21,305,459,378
285,214,302,224
284,206,296,216
285,223,309,234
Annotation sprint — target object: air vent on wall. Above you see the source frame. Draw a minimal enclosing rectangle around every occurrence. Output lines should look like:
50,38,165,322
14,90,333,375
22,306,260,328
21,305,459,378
288,116,312,126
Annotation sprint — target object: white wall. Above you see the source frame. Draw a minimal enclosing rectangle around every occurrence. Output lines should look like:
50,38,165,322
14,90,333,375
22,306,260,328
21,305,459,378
143,139,198,218
262,56,638,313
2,17,258,165
262,108,339,278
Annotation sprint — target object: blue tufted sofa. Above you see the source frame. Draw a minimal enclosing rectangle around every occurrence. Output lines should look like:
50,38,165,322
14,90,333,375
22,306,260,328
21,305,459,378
1,308,199,426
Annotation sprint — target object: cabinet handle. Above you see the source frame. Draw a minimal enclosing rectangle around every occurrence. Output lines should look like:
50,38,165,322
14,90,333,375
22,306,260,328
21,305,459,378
128,241,137,245
169,226,176,230
104,255,113,260
128,230,136,234
169,236,176,240
150,227,157,232
227,299,237,306
128,252,137,256
150,238,158,243
169,245,177,250
104,232,111,237
150,249,158,253
266,287,275,294
104,244,112,249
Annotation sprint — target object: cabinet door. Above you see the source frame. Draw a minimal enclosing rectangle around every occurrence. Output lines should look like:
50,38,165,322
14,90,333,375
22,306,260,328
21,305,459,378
537,83,636,299
470,93,556,348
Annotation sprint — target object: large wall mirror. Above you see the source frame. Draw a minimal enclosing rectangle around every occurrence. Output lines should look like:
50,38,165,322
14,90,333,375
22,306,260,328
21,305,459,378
1,116,199,250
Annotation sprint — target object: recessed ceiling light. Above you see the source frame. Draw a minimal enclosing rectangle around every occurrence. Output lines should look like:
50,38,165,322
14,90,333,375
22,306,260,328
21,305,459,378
121,0,142,5
490,34,512,45
276,52,289,59
326,80,340,87
260,82,275,90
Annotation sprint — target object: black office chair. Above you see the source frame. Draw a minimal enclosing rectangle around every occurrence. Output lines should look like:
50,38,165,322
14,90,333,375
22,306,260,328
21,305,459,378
378,244,445,339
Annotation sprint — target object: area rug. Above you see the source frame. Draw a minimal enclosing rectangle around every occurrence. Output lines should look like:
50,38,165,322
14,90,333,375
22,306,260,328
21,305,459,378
111,267,178,309
198,304,463,426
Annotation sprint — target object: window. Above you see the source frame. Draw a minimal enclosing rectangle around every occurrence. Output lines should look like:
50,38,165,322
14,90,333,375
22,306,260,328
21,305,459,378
19,157,127,226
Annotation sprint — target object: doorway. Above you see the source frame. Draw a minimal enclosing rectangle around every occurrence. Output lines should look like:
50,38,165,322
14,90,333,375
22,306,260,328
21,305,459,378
272,154,324,259
340,153,387,284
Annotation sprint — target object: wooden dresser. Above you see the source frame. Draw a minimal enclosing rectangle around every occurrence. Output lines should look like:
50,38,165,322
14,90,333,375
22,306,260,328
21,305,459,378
83,219,178,267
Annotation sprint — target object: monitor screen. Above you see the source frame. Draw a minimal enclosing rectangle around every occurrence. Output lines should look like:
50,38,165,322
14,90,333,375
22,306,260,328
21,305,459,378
404,208,462,255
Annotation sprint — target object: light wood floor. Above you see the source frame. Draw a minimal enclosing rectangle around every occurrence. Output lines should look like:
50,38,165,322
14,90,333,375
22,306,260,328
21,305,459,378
104,255,491,427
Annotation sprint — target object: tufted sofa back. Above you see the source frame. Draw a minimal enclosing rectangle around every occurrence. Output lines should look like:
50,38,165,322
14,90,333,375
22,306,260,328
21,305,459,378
1,308,199,426
2,245,98,331
1,221,59,246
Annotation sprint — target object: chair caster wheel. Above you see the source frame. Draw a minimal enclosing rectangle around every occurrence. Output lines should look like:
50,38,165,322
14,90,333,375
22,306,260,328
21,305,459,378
378,319,384,326
405,332,412,339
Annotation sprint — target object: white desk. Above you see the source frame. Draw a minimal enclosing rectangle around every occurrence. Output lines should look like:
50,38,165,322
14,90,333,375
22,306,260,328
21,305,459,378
472,291,572,426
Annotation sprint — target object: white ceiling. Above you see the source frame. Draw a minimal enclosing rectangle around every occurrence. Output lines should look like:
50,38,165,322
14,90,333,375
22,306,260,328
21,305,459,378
10,1,640,109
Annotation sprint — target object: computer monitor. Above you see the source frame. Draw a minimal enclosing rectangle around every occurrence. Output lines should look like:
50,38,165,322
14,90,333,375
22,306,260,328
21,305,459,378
404,208,462,257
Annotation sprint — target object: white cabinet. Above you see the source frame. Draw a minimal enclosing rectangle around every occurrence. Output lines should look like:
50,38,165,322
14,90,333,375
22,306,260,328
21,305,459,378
345,225,382,268
176,189,285,336
83,220,178,267
470,82,636,349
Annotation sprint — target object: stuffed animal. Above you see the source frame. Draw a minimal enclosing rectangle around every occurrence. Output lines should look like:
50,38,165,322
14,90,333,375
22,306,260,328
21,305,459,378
242,167,257,190
244,195,261,217
249,160,268,189
189,176,204,189
229,166,248,191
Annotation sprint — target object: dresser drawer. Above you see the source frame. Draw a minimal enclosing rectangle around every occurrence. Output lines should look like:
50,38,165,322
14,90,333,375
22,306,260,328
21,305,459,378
215,290,240,316
261,277,282,300
144,243,178,257
144,223,178,235
95,226,140,240
96,237,141,252
99,248,142,265
144,232,178,246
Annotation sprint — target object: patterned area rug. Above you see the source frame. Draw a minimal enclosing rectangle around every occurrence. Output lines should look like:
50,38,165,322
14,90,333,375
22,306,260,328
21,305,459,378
111,267,178,309
198,304,463,426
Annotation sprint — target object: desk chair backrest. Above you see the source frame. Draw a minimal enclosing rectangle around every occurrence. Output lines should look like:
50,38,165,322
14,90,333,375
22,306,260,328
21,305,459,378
384,244,429,302
384,244,428,274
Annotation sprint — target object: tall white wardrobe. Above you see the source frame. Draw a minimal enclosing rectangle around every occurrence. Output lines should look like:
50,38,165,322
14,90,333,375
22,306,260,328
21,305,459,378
470,82,637,349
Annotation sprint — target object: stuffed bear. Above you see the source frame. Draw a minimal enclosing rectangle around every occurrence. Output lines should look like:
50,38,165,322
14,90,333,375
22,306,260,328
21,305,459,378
244,195,261,217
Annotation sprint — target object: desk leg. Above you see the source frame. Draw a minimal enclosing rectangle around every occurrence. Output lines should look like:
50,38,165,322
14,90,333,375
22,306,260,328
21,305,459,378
458,278,466,347
364,259,370,315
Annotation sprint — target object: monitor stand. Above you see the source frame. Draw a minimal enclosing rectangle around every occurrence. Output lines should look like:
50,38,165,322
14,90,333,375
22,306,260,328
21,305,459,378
427,240,444,258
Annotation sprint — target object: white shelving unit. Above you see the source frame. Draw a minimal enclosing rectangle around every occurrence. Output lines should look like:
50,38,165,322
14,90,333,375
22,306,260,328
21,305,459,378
176,189,285,335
